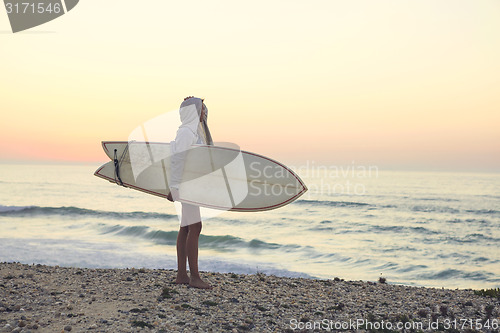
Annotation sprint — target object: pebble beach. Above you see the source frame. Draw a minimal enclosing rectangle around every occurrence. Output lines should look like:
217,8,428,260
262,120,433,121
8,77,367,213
0,263,499,332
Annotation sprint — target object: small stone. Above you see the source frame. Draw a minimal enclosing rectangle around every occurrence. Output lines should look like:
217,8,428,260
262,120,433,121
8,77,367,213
18,320,26,327
64,325,72,331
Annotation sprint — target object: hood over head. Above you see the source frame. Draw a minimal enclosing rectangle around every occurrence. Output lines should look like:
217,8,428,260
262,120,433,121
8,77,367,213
179,97,213,145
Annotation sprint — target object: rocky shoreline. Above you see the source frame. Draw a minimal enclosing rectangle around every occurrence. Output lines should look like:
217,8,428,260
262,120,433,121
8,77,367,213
0,262,498,332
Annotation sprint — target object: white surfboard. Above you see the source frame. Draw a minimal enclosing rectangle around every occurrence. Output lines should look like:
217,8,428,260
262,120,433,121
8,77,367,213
94,141,307,212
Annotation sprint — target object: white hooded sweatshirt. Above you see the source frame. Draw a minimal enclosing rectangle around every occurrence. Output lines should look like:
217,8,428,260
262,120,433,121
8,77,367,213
169,97,212,190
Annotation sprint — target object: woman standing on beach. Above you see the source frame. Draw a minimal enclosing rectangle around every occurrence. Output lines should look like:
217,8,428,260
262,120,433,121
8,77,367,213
167,96,213,289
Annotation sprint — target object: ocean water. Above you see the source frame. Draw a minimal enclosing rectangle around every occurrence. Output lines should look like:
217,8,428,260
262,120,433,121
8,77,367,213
0,163,499,289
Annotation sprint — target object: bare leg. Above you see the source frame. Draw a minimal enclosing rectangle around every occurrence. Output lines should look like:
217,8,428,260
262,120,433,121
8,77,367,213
186,222,211,289
176,226,190,284
176,203,211,289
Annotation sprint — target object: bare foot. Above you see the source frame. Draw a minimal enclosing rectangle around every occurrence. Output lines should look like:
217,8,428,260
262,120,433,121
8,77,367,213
189,276,212,289
175,273,190,285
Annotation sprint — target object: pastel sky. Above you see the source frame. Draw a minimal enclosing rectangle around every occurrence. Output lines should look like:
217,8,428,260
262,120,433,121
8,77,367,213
1,0,499,171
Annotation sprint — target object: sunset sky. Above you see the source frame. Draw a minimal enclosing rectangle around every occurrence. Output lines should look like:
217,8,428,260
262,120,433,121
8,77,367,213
1,0,499,171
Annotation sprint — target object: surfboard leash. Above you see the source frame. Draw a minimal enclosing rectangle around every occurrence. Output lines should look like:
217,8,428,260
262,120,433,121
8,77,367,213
114,143,130,187
113,149,124,186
